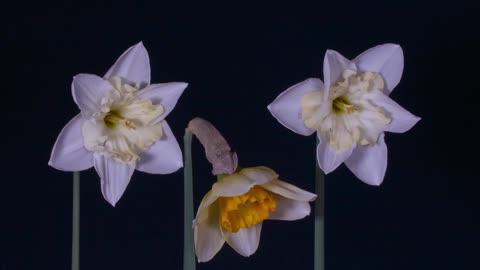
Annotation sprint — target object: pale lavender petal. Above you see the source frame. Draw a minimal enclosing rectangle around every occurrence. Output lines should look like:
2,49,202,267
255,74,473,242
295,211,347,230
323,49,356,98
49,114,93,171
372,92,420,133
353,44,404,94
345,134,388,186
103,42,151,87
268,78,324,135
71,74,111,117
316,133,354,174
136,121,183,174
93,154,135,206
136,82,188,121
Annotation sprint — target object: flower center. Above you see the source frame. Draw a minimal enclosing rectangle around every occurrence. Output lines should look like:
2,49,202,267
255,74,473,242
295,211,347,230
82,77,165,165
301,70,391,152
104,109,136,130
332,96,356,114
219,185,276,233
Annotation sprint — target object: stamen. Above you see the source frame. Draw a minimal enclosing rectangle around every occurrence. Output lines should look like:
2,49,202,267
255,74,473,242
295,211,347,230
332,96,356,114
104,110,136,130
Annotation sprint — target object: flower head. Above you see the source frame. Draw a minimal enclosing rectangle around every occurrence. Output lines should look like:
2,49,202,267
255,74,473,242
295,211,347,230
49,42,188,206
268,44,420,185
194,166,316,262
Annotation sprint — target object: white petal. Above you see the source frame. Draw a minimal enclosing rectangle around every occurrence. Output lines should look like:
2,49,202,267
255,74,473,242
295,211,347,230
224,223,262,257
71,74,112,117
316,133,354,174
93,154,135,206
212,173,252,197
372,92,420,133
103,42,151,87
240,167,279,185
49,114,93,171
267,78,323,136
268,195,311,221
323,49,356,96
193,190,219,226
212,167,278,197
345,134,388,186
194,201,225,262
353,44,404,94
260,179,317,202
136,121,183,174
136,82,188,121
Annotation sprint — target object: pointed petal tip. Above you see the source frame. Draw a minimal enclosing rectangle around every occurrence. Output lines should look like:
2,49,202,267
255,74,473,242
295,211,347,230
176,82,189,93
133,41,146,49
361,176,384,186
103,192,119,207
103,193,120,207
317,159,335,175
371,180,383,186
345,135,388,186
325,49,339,55
196,256,213,263
47,159,66,171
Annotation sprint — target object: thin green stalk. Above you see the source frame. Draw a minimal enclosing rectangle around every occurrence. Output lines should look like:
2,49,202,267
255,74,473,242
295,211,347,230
183,129,196,270
314,137,325,270
72,171,80,270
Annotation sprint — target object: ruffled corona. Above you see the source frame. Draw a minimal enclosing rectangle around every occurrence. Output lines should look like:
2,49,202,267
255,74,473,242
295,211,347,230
219,186,277,233
82,77,165,165
301,70,391,152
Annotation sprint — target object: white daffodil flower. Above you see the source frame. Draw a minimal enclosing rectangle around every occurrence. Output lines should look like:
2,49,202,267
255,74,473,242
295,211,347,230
49,42,188,206
268,44,420,186
194,166,317,262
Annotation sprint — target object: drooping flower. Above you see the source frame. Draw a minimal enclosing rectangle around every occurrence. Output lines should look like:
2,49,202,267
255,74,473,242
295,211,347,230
49,42,188,206
268,44,420,185
194,166,316,262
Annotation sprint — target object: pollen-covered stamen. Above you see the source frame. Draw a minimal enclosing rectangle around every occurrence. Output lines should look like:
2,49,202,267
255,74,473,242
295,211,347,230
332,96,356,114
103,110,136,130
219,186,276,233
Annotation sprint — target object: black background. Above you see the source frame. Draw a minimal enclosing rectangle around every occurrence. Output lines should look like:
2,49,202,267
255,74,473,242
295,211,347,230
3,1,478,269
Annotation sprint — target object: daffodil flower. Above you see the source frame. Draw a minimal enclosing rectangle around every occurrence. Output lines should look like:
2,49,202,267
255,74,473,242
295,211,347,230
49,42,188,206
268,44,420,185
194,166,317,262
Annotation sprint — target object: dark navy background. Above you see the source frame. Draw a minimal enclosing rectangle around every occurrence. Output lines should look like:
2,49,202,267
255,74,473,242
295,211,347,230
3,1,477,269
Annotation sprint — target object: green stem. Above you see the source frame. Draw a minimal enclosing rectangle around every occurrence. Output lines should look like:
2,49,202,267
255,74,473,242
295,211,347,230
314,137,325,270
72,172,80,270
183,129,196,270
